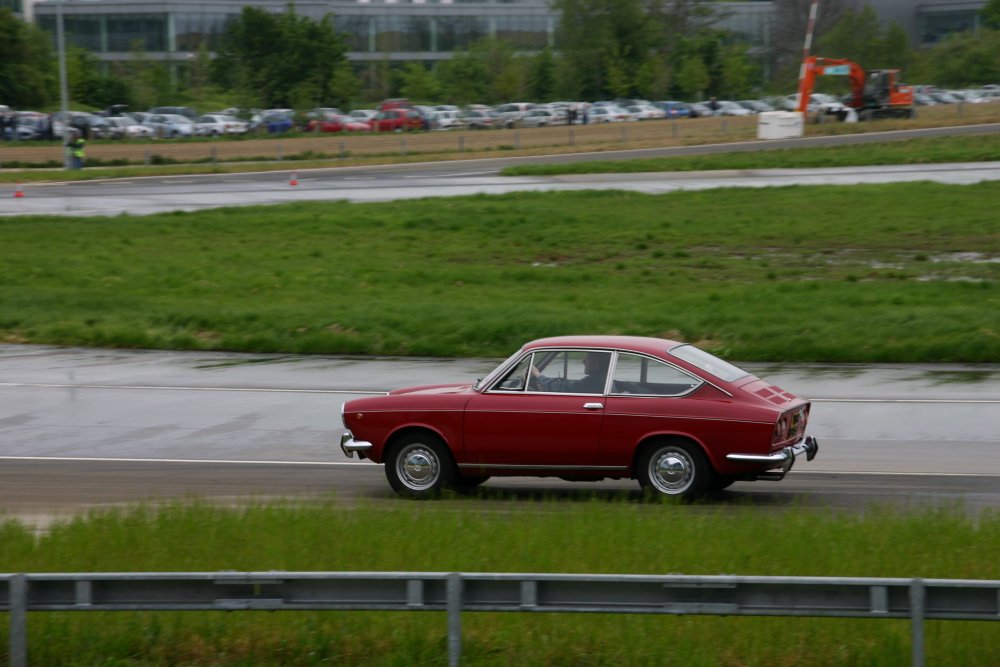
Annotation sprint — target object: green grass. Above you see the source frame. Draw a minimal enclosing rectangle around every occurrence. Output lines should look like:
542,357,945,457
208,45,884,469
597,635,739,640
2,184,998,362
2,499,999,665
500,133,1000,176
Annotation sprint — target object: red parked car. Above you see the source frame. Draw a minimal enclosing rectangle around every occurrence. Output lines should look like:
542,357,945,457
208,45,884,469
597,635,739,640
340,335,818,499
370,108,426,132
307,114,371,133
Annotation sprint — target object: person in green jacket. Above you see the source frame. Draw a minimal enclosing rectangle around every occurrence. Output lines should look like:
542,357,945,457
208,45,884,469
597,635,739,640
67,133,86,169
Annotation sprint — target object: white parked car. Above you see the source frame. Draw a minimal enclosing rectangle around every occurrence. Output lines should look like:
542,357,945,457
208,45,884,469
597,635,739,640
143,113,194,138
519,108,562,128
715,101,754,116
193,114,249,136
626,104,666,120
107,116,153,138
350,109,377,122
586,105,630,123
428,110,466,130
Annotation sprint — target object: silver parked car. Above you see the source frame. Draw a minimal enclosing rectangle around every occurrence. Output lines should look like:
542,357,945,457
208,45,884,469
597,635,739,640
143,113,194,138
193,114,249,136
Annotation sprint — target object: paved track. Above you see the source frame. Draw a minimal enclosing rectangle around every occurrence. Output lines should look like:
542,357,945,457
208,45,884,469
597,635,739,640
2,345,998,524
4,124,1000,217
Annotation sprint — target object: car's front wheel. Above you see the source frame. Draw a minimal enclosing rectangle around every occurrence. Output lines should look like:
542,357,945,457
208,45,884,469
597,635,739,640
385,432,454,499
637,439,710,500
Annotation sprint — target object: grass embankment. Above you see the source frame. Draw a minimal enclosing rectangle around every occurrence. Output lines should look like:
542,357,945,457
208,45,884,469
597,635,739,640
501,132,1000,175
2,183,998,362
1,501,999,665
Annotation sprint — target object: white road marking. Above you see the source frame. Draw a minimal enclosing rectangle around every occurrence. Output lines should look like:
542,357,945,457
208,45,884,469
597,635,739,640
0,381,996,403
1,455,998,477
0,455,373,466
0,382,384,395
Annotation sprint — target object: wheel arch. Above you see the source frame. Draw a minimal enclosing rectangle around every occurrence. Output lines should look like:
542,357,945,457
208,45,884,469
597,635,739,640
631,432,716,478
384,424,456,464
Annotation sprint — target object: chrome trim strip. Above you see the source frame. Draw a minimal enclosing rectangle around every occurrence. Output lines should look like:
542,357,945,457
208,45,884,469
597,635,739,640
726,436,819,464
457,463,628,471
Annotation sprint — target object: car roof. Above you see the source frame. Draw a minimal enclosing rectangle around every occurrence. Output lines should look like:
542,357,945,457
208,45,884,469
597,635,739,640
524,335,682,355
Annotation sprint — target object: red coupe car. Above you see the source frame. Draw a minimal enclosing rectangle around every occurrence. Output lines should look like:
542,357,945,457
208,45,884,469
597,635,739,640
340,335,818,499
306,114,371,133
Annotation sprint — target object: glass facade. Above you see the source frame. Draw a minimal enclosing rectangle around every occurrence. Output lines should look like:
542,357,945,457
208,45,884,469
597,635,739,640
37,12,168,53
918,9,981,44
31,0,773,62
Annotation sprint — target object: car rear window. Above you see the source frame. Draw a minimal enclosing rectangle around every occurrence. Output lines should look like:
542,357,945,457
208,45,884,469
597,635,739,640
668,344,749,382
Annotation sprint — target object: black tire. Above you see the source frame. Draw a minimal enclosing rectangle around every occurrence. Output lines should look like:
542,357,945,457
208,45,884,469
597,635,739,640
384,432,454,499
637,439,711,500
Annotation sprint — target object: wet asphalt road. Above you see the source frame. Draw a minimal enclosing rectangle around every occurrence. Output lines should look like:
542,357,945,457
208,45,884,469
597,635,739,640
3,124,1000,217
2,344,999,523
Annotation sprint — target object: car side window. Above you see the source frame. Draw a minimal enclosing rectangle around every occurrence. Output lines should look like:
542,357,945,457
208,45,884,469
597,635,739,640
529,350,611,395
611,353,701,396
493,355,533,392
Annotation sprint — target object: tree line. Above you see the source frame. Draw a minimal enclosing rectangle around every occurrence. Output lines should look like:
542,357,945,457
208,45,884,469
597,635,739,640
2,0,1000,112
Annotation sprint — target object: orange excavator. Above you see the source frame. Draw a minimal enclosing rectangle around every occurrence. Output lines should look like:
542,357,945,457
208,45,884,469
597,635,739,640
797,56,915,120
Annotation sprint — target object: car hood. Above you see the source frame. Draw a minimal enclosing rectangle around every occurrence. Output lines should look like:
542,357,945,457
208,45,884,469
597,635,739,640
387,383,473,396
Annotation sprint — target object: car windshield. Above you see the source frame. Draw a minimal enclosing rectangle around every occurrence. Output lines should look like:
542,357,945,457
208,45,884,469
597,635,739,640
668,344,749,382
474,349,523,391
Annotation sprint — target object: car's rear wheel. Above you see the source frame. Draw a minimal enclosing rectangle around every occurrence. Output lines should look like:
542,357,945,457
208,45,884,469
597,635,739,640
637,439,710,500
385,432,454,499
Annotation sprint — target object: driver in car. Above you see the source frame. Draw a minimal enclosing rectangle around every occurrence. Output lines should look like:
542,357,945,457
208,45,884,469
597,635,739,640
530,352,610,393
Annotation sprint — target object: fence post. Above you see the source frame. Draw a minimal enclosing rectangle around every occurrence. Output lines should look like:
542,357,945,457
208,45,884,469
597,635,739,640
569,127,575,146
910,578,925,667
339,141,346,159
276,143,283,161
515,131,521,149
620,125,627,143
400,138,407,156
459,135,465,152
10,574,28,667
447,573,463,667
672,119,678,138
211,146,217,165
144,149,151,167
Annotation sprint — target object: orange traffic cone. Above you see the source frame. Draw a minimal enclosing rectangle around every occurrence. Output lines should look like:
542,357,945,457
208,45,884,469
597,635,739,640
13,182,24,198
289,171,299,187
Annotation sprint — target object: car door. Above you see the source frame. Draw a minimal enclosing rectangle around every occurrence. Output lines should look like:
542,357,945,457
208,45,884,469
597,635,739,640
462,350,610,470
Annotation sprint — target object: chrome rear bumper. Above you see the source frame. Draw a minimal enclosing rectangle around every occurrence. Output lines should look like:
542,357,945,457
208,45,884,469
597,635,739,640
340,431,373,459
725,436,819,481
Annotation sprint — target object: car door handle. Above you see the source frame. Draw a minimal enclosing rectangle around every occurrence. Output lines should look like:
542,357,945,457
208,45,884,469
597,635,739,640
583,402,604,410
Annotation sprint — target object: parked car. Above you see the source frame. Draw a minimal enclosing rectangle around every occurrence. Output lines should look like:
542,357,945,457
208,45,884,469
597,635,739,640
106,116,154,138
307,114,371,133
340,335,819,500
519,108,562,128
349,109,377,123
143,113,195,138
626,104,666,120
193,114,249,136
493,102,536,128
252,110,295,133
2,111,50,140
459,109,496,130
371,108,426,132
738,100,776,114
427,110,466,130
586,105,629,122
654,101,694,119
148,106,197,120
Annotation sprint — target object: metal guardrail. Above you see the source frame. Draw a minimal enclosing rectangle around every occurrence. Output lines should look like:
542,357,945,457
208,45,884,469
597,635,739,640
3,572,999,666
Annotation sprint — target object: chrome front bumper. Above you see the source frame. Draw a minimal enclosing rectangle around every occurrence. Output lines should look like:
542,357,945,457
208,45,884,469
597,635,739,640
725,436,819,481
340,431,373,459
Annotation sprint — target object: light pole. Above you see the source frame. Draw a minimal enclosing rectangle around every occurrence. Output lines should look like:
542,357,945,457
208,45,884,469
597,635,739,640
56,0,72,169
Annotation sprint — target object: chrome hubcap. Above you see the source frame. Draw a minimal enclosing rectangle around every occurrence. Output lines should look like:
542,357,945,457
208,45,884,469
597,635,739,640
398,445,439,490
650,449,693,494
